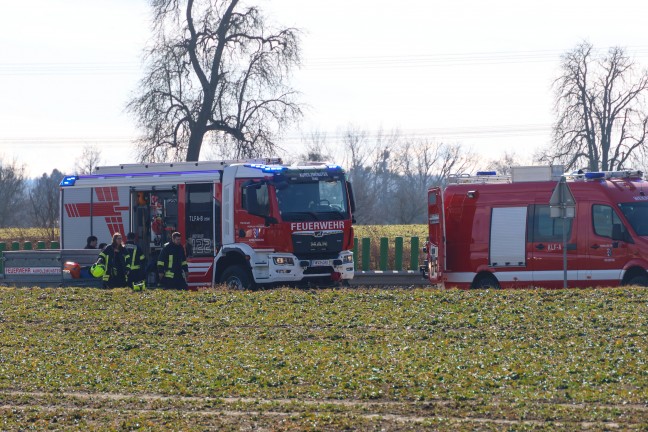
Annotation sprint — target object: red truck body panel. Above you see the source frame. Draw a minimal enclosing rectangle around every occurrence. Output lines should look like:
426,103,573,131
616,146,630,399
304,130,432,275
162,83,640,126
424,169,648,289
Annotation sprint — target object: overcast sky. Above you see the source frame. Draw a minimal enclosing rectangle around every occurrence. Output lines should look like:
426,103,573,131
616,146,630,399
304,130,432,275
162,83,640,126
1,0,648,177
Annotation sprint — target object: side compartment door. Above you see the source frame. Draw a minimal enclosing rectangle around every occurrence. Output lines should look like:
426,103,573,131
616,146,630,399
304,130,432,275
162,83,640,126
184,183,216,287
490,207,527,267
426,187,445,283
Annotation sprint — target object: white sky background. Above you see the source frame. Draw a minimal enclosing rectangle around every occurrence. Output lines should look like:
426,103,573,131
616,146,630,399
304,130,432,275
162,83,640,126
1,0,648,177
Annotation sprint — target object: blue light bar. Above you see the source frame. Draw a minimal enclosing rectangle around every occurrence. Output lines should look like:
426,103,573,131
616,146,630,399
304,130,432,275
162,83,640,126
244,163,287,173
476,171,497,176
60,175,78,187
77,169,223,181
326,165,344,174
585,172,605,179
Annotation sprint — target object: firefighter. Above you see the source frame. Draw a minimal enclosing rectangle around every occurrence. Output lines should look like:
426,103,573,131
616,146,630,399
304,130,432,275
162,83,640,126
124,232,146,290
157,231,189,290
96,233,129,288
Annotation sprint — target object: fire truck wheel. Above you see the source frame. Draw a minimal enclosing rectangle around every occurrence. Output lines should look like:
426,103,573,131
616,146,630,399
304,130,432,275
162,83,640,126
472,273,500,290
627,275,648,287
221,266,253,290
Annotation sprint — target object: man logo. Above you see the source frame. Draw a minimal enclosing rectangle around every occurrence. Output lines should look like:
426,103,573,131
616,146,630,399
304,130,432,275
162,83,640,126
313,231,324,238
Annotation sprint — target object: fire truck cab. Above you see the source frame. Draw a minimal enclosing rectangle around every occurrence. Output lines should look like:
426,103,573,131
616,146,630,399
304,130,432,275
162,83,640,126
422,166,648,289
60,158,356,289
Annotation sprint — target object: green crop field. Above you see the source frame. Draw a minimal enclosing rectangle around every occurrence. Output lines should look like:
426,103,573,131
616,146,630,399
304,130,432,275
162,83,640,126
0,286,646,430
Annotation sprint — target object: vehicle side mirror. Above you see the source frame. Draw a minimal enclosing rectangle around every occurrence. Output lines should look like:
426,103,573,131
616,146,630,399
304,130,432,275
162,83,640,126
612,224,623,241
612,224,634,243
244,184,269,217
346,181,356,214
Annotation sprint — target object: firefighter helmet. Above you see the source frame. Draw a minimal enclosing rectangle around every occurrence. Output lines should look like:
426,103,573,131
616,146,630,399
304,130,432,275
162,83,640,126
90,263,105,278
132,281,146,291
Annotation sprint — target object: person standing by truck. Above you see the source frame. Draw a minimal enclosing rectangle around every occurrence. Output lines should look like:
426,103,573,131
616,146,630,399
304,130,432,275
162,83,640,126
96,233,129,288
157,231,189,290
84,235,98,249
124,232,146,289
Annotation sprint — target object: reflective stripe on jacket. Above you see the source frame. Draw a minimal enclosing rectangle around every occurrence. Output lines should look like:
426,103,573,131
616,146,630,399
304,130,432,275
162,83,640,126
98,245,127,282
124,242,145,271
157,242,188,279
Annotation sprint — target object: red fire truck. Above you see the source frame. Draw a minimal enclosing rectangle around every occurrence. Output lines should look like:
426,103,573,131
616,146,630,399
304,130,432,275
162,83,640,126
60,158,356,289
421,166,648,289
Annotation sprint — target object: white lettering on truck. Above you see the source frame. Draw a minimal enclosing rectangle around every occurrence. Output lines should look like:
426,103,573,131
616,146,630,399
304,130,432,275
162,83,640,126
5,267,61,275
290,221,345,231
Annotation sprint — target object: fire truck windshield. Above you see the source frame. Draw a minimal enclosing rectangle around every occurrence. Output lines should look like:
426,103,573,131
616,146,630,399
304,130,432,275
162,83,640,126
275,179,349,221
619,202,648,236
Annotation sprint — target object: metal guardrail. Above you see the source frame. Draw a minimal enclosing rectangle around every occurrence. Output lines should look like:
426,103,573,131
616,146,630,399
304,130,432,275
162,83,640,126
0,250,103,287
350,270,431,287
0,250,431,288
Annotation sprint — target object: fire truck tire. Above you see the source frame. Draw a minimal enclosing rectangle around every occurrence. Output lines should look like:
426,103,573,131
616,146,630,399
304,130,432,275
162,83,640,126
626,275,648,287
221,265,254,290
472,273,500,289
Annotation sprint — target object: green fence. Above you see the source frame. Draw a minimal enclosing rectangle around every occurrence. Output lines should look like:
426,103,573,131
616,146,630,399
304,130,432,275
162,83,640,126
0,241,60,251
353,237,421,271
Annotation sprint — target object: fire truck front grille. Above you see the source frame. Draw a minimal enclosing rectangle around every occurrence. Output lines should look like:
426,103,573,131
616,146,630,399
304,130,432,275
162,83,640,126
292,232,344,256
303,266,334,275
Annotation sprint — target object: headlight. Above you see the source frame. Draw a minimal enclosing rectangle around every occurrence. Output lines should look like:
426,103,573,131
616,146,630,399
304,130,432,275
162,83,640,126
342,254,353,264
273,257,294,265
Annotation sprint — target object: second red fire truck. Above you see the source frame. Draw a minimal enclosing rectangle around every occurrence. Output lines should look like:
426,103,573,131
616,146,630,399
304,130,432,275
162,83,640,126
422,166,648,289
60,158,356,289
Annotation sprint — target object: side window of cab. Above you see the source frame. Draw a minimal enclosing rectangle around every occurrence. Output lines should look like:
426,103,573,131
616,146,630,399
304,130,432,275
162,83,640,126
592,204,631,241
241,182,270,216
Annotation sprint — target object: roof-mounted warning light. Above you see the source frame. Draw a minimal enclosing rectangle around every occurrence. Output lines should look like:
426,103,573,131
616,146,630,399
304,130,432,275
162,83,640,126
584,170,644,180
326,164,344,174
584,172,606,180
244,163,287,173
60,175,78,187
476,171,497,176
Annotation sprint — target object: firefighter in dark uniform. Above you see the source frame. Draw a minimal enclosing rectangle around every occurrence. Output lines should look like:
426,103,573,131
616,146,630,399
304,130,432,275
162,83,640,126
124,232,146,289
97,232,128,288
157,231,189,290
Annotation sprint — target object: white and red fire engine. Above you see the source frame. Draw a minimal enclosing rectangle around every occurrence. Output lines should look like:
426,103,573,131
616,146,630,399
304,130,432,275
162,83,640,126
421,166,648,289
60,158,356,289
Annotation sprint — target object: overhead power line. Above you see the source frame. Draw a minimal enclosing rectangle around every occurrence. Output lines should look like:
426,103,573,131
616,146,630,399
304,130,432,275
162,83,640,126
0,124,552,148
2,46,648,75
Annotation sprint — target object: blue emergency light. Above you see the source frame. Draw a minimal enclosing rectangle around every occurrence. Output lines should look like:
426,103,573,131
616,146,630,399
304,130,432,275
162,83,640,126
476,171,497,176
585,172,606,179
60,176,78,187
244,163,287,173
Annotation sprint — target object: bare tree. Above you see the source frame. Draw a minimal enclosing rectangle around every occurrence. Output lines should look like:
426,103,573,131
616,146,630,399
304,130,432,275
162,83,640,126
298,130,333,163
128,0,302,163
541,42,648,171
29,169,64,239
298,127,478,224
484,151,525,176
391,140,477,223
74,144,104,174
0,159,26,228
339,126,401,224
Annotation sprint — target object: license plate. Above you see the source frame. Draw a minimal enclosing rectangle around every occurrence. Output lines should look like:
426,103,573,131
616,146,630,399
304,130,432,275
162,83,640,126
311,259,329,266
